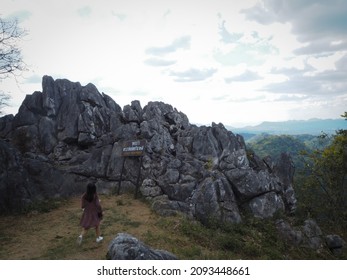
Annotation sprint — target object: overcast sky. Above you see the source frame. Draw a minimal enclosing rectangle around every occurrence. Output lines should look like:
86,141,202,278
1,0,347,126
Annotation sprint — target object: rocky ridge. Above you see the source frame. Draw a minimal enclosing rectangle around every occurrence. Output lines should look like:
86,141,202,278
0,76,297,225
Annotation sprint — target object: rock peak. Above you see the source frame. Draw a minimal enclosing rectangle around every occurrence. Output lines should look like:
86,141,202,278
0,76,296,223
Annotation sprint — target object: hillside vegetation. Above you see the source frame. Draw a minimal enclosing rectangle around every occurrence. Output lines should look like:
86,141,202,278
246,134,330,169
245,114,347,234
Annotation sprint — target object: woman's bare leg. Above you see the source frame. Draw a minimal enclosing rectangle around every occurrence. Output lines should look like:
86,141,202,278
80,228,88,237
95,225,101,237
77,228,87,245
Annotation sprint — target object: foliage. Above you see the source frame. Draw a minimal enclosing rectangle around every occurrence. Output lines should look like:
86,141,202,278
177,215,339,259
0,17,27,115
20,198,66,214
0,92,10,115
245,118,346,233
0,17,27,79
296,113,347,231
247,134,312,169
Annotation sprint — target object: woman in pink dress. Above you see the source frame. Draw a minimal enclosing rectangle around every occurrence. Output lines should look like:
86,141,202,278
77,183,103,245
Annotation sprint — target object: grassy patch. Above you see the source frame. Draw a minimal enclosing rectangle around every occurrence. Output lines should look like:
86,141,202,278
0,193,346,260
21,198,68,214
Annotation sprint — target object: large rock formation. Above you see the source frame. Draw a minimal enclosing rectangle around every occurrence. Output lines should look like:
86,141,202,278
0,76,296,224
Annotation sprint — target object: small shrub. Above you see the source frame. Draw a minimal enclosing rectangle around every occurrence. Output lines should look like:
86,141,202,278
181,245,203,259
22,198,65,214
116,199,125,206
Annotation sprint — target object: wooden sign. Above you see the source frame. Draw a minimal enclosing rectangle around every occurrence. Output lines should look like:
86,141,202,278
122,140,146,157
118,139,146,197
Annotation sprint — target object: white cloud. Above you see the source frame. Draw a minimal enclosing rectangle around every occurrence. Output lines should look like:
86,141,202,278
169,68,217,82
76,6,92,18
145,36,191,56
242,0,347,55
144,57,176,67
213,28,279,67
225,70,262,83
1,0,346,125
264,63,347,96
111,11,127,22
24,74,42,84
335,54,347,71
4,9,31,22
218,20,243,44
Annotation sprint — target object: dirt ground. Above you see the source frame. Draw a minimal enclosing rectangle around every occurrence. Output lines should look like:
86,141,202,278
0,194,176,260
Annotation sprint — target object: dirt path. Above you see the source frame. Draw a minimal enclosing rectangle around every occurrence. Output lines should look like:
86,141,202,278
0,194,180,260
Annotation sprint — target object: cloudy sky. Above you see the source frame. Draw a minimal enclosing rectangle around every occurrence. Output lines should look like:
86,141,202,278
1,0,347,126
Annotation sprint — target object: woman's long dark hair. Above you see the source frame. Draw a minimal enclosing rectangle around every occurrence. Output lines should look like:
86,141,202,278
85,183,96,202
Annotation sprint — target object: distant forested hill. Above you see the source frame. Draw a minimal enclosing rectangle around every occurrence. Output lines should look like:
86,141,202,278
230,119,346,136
246,134,331,170
228,118,342,169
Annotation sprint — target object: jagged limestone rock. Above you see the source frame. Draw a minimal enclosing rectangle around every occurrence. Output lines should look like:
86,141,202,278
275,219,303,246
273,153,297,213
191,175,242,224
140,179,163,197
248,192,285,218
107,233,178,260
276,219,324,250
325,234,346,256
0,139,86,212
0,76,297,223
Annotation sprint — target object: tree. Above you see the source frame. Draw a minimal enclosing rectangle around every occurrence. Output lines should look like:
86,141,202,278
297,112,347,230
0,17,26,78
0,91,10,114
0,17,27,114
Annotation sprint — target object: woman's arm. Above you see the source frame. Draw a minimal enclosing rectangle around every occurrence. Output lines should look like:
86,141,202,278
81,194,86,209
95,194,103,213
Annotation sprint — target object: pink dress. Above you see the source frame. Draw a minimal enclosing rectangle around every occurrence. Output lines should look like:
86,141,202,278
80,194,103,229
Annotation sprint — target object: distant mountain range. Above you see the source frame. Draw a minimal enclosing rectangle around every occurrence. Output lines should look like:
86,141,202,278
228,118,347,136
